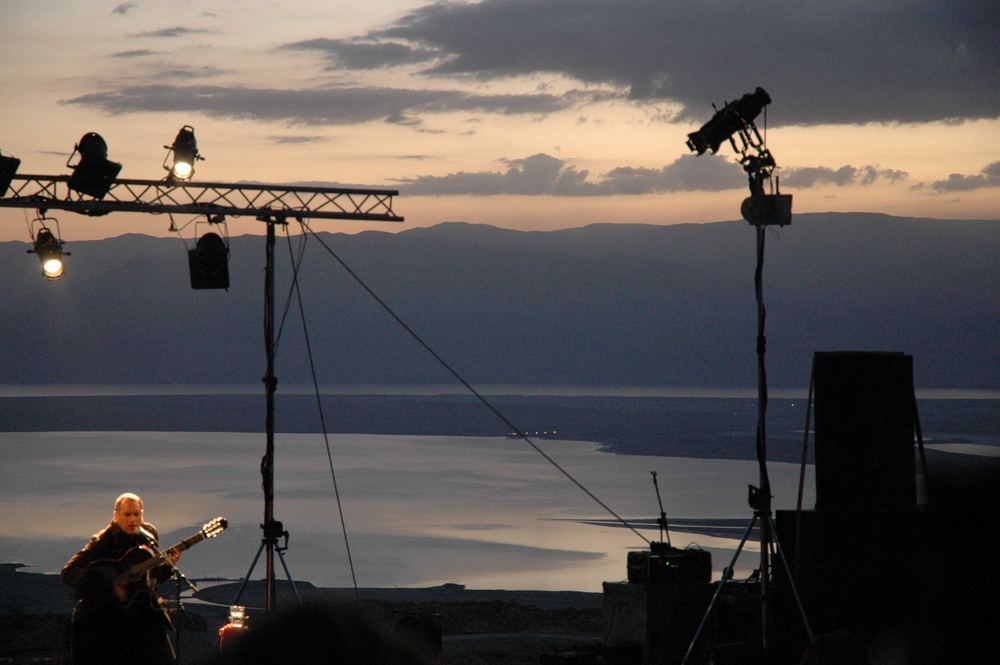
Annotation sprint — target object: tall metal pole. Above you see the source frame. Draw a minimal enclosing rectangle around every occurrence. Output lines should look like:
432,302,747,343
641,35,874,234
754,225,773,649
262,218,278,611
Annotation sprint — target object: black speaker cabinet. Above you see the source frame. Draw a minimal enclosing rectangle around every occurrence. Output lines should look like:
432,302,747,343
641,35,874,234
813,351,915,511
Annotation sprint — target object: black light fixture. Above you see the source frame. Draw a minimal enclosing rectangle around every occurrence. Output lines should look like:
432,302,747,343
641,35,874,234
27,216,70,280
685,86,790,227
188,218,229,289
0,150,20,196
164,125,203,182
686,87,771,156
67,132,122,199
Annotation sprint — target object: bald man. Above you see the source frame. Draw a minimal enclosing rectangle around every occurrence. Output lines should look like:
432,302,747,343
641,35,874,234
62,493,180,665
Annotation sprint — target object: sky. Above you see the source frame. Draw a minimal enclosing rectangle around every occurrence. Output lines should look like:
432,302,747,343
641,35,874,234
1,0,998,241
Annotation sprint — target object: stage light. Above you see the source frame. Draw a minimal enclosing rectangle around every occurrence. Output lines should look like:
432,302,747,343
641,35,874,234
164,125,202,182
686,87,771,155
28,226,69,280
67,132,122,199
0,150,20,196
188,230,230,289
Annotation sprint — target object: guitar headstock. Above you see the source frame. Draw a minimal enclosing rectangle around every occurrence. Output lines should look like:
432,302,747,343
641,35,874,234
201,516,228,539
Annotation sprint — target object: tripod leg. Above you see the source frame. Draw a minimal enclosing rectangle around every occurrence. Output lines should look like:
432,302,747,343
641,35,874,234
274,547,303,607
233,540,267,606
766,513,814,643
681,514,758,665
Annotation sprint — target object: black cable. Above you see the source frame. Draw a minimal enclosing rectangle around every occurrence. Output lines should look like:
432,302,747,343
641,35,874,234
274,230,308,352
300,220,650,545
282,228,361,597
755,226,772,497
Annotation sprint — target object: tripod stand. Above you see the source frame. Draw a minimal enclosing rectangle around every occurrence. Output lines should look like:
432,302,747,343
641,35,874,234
232,216,302,611
681,205,813,663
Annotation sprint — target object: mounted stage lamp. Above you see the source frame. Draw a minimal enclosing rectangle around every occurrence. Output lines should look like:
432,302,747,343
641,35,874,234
686,87,771,156
187,216,230,289
164,125,203,182
685,86,790,227
67,132,122,199
0,150,21,196
28,217,70,280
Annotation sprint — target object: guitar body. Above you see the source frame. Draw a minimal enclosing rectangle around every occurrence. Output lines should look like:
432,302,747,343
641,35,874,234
86,545,162,607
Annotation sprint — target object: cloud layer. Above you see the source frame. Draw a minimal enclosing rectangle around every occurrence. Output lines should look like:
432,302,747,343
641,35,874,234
398,154,907,196
63,85,580,126
925,162,1000,192
370,0,999,125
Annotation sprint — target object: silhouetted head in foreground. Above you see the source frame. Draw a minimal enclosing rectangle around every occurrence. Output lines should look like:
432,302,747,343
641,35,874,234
212,602,433,665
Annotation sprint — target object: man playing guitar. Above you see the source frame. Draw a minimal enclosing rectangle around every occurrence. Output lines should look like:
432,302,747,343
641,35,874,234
61,493,181,665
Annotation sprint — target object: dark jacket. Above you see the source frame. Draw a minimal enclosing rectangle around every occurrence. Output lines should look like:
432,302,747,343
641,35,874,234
62,522,174,665
62,521,163,589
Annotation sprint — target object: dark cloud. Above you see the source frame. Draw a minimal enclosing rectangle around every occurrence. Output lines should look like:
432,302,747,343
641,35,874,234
281,38,440,70
155,66,228,80
373,0,1000,125
136,26,213,38
62,84,579,125
927,161,1000,192
112,2,137,16
398,153,744,196
267,135,327,145
781,165,908,187
110,49,157,58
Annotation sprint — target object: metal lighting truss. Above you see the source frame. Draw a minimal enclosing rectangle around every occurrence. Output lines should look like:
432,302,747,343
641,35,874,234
0,174,402,221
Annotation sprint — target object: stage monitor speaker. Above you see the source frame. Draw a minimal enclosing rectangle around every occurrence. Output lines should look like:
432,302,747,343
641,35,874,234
813,351,915,511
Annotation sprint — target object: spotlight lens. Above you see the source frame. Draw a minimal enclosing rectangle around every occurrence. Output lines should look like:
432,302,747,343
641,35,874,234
42,258,65,279
172,161,193,180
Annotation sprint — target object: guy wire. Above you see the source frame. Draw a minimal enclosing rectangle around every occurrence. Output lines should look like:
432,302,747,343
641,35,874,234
300,221,650,545
278,228,361,596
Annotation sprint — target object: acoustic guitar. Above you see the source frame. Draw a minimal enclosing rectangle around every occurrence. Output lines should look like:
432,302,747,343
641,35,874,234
88,516,227,605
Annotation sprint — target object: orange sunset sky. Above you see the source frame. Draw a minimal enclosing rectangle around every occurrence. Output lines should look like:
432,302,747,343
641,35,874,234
1,0,997,241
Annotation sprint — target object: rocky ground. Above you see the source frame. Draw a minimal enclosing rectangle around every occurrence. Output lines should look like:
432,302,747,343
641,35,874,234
0,565,605,665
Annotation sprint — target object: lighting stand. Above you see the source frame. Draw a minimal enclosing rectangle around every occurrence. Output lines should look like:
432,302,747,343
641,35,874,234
682,89,812,659
232,216,302,612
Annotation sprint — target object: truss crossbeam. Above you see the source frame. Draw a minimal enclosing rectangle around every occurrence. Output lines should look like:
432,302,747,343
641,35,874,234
0,175,403,222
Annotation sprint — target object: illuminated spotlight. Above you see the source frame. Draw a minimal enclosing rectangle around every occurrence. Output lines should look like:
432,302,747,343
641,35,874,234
28,225,70,280
67,132,122,198
188,231,230,290
686,86,771,155
0,150,20,195
164,125,203,182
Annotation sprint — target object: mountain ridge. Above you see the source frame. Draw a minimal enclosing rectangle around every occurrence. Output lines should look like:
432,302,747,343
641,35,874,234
3,213,997,389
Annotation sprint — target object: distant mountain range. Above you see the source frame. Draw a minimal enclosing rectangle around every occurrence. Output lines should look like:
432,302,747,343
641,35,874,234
2,213,998,389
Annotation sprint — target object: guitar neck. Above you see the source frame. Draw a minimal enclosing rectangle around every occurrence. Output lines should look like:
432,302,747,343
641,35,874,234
127,532,206,578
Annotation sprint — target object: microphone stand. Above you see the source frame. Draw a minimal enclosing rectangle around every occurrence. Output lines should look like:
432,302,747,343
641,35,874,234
140,528,199,664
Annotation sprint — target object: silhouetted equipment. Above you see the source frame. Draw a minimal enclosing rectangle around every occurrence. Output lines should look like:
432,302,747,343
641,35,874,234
67,132,122,199
0,151,20,195
188,231,230,290
605,544,713,665
682,87,806,660
1,174,401,221
813,351,916,510
740,188,792,227
686,86,790,228
771,351,1000,663
164,125,202,182
686,87,771,156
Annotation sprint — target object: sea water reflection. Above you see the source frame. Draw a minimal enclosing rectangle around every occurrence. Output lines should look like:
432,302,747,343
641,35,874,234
0,431,815,591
